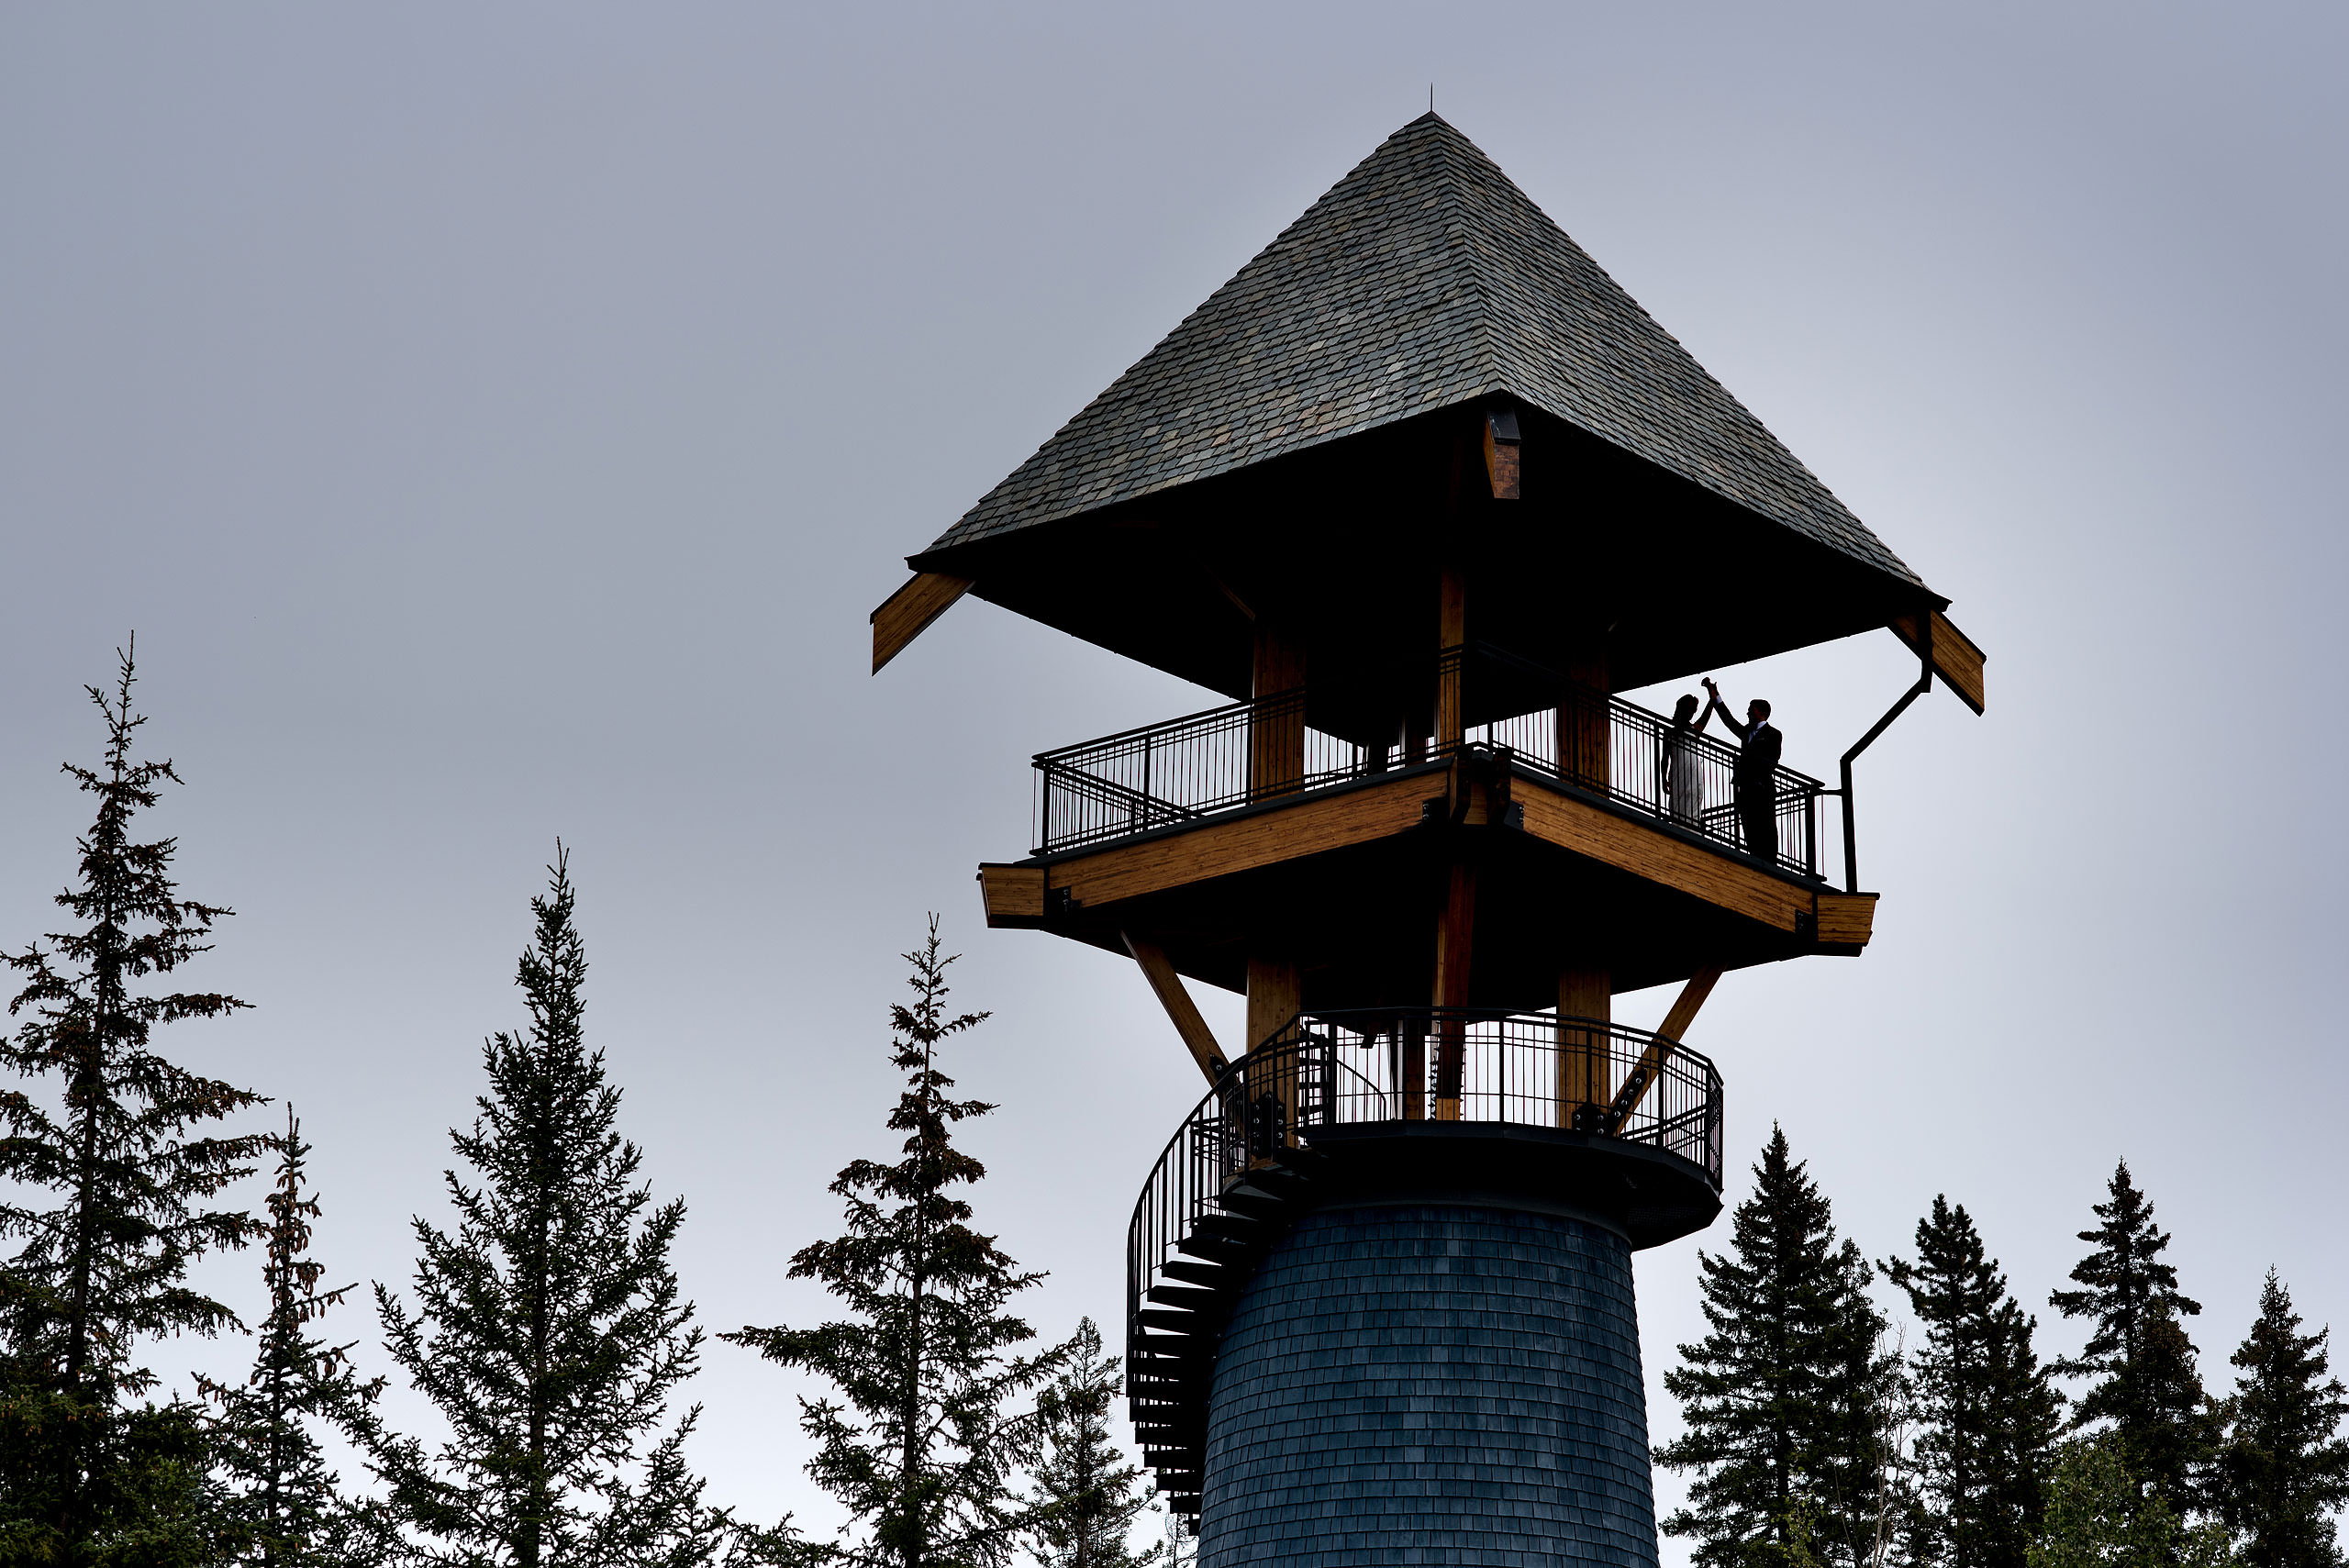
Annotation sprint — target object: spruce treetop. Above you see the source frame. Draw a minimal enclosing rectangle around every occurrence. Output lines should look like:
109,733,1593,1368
370,848,724,1568
1885,1195,2062,1568
1,639,268,1402
202,1106,388,1564
2051,1161,2200,1383
2049,1161,2214,1505
726,918,1077,1568
1027,1318,1160,1568
2213,1271,2349,1568
1659,1124,1897,1568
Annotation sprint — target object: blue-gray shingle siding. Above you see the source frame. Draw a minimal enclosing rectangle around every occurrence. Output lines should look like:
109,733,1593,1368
1199,1203,1659,1568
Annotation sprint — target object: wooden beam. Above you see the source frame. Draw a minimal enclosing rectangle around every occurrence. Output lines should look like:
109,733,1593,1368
871,572,974,674
1483,407,1521,499
1250,622,1307,796
1813,891,1878,949
1244,955,1302,1147
1558,651,1609,792
1656,966,1722,1043
1431,858,1475,1120
1513,778,1816,933
1243,957,1300,1059
1889,609,1987,715
1401,1014,1428,1122
1043,771,1431,911
1558,965,1609,1127
1040,762,1840,950
976,863,1046,928
1436,560,1467,748
1605,967,1721,1134
1123,931,1228,1084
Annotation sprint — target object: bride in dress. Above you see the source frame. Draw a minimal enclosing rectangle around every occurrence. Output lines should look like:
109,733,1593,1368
1662,693,1709,827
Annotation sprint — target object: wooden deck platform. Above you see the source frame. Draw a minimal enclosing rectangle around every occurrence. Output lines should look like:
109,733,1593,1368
979,754,1876,1012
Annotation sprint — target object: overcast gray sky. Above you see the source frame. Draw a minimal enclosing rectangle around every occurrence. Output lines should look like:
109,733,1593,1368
4,3,2343,1551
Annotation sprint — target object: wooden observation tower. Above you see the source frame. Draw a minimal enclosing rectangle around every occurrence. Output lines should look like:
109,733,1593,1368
872,115,1983,1566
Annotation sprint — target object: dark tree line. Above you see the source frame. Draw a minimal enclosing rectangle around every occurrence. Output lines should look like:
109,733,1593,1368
1664,1136,2349,1568
1,651,1163,1565
6,650,2343,1567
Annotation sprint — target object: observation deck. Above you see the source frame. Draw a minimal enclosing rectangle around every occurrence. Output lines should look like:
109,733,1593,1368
1125,1007,1725,1517
980,643,1879,1005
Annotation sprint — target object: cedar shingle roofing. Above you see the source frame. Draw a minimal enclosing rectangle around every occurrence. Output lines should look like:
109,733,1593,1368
923,114,1920,590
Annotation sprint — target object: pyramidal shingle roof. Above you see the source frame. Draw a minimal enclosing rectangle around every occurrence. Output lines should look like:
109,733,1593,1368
922,114,1920,589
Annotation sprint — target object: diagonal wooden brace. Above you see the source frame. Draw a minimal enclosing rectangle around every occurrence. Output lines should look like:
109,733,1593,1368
1123,931,1229,1084
1604,968,1721,1135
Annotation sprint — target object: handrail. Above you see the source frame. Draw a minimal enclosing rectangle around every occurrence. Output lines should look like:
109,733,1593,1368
1034,649,1829,876
1123,1006,1725,1410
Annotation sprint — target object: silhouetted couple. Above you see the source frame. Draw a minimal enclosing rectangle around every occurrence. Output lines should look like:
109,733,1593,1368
1662,679,1780,865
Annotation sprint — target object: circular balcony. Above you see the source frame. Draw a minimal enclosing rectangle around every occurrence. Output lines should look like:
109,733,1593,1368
1124,1007,1724,1518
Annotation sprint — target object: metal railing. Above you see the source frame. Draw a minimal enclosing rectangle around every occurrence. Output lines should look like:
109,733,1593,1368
1468,654,1825,878
1125,1007,1724,1385
1033,646,1826,875
1030,689,1368,851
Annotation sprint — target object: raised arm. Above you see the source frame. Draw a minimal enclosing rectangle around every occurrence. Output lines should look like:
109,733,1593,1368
1702,679,1748,740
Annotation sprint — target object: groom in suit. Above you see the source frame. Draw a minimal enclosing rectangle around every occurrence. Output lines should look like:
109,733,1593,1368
1702,678,1781,866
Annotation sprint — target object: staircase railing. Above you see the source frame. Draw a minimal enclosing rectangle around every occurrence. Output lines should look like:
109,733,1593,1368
1124,1006,1724,1413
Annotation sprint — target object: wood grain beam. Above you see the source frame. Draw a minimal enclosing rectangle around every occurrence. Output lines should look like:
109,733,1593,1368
1431,857,1476,1121
1559,965,1610,1123
1436,560,1467,748
1245,955,1302,1147
976,863,1047,928
1813,892,1878,948
1042,772,1432,911
1605,967,1722,1134
1483,407,1521,499
1123,931,1228,1084
871,572,974,674
1513,779,1816,932
1656,966,1722,1043
1889,608,1987,714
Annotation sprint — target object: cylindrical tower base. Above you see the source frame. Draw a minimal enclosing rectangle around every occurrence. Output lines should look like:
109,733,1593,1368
1197,1202,1656,1567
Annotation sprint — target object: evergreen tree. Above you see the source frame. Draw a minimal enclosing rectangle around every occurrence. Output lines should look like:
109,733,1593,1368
2027,1439,2234,1568
1885,1196,2063,1568
2210,1272,2349,1568
1026,1318,1159,1568
724,919,1076,1568
0,643,269,1559
2125,1309,2218,1524
1660,1125,1902,1568
200,1108,386,1564
2050,1162,2211,1506
369,849,729,1567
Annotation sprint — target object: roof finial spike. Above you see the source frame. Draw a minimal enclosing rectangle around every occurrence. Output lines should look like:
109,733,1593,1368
1430,83,1435,115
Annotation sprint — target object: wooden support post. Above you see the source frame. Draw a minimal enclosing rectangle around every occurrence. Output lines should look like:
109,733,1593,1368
1428,553,1475,1122
1245,956,1302,1145
1435,561,1467,752
1249,621,1308,798
1605,968,1723,1134
1400,1014,1427,1122
1431,856,1475,1120
1558,649,1610,793
1122,931,1228,1085
1557,964,1610,1129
